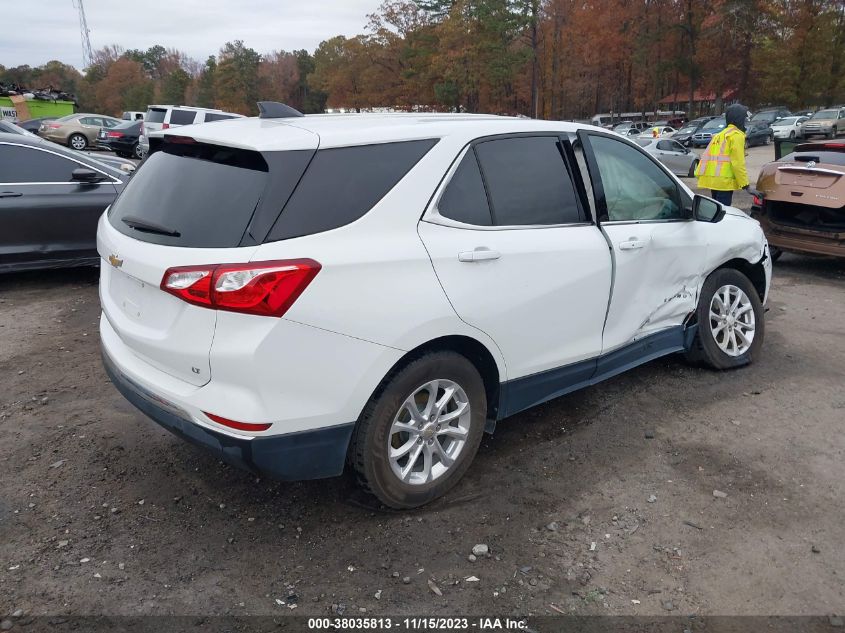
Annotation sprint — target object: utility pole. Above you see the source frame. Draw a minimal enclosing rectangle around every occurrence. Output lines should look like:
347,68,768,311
72,0,94,70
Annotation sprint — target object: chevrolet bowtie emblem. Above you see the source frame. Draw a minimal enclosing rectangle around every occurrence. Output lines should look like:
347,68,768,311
108,254,124,268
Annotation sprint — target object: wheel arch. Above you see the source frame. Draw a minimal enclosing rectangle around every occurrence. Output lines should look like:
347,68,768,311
714,257,767,301
365,335,503,432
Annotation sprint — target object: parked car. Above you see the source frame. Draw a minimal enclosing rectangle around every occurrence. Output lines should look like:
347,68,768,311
97,120,144,159
121,111,145,121
0,132,126,273
143,105,244,134
0,119,38,137
799,107,845,139
692,117,727,147
752,140,845,260
671,116,716,147
97,107,771,508
638,125,676,138
749,107,791,126
745,121,774,147
612,121,648,136
771,116,809,140
17,116,55,134
39,113,122,150
635,137,699,177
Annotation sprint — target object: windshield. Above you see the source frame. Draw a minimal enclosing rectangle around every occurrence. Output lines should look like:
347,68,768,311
678,126,697,134
703,118,726,130
634,139,652,147
55,114,78,123
812,110,838,119
613,123,632,131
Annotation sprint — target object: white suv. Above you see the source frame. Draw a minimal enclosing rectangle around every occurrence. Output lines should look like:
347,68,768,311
98,105,771,508
143,105,243,133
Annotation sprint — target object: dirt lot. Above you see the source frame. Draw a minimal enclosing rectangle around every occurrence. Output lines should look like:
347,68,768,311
1,197,844,621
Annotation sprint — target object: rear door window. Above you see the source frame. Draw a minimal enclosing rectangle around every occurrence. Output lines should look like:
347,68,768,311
436,151,492,226
267,139,438,240
168,109,197,126
474,136,583,225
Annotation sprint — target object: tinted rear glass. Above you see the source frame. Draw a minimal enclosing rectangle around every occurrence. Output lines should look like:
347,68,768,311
204,113,236,122
267,139,438,241
474,136,582,225
108,142,268,247
437,151,492,226
169,109,197,125
146,108,166,123
782,151,845,167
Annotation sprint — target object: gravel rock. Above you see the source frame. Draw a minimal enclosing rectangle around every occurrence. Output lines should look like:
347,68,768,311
468,554,477,562
402,576,411,585
662,600,676,611
644,429,655,439
713,490,728,498
10,611,23,619
0,619,12,631
471,544,489,556
811,545,821,554
647,494,657,503
545,522,559,532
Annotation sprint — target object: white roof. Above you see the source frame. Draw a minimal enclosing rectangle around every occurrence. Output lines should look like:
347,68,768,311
156,113,599,152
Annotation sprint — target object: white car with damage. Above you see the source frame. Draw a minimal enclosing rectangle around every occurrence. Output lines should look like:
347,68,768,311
98,104,772,508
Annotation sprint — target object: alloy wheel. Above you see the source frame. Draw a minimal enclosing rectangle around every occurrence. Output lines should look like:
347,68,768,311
387,379,471,485
709,284,756,357
70,135,86,150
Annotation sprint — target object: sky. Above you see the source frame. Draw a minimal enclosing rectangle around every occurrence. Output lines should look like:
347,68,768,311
2,0,386,70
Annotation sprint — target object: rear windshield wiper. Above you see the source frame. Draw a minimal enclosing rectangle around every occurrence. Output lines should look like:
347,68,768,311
121,215,181,237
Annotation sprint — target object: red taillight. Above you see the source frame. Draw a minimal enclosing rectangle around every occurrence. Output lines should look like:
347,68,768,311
752,194,763,206
48,123,62,129
160,259,321,317
107,131,124,138
204,412,272,432
162,123,170,129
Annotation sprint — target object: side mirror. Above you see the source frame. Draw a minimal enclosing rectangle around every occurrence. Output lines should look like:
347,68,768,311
693,194,725,223
72,168,104,183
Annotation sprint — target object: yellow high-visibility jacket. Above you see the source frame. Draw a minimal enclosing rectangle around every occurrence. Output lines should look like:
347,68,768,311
695,124,749,191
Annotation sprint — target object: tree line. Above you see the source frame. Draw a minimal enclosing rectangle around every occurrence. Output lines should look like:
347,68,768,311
2,0,843,120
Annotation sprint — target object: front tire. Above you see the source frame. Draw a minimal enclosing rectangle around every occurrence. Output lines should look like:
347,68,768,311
688,159,699,178
685,268,765,370
68,133,87,151
348,352,487,509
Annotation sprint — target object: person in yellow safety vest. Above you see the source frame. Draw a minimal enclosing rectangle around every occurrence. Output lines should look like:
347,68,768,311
695,103,750,206
652,126,659,138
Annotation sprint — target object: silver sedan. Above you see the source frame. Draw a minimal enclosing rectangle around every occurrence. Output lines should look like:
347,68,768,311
635,137,699,177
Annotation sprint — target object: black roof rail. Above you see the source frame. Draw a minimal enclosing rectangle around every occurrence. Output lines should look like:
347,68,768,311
257,102,304,119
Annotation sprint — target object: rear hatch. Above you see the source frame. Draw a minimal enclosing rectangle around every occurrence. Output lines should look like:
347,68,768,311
98,129,318,386
144,107,167,133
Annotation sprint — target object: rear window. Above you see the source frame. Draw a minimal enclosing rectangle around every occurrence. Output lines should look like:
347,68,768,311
267,139,438,241
145,108,166,123
635,139,652,147
108,142,269,248
204,113,236,122
781,151,845,167
169,109,197,125
437,151,492,226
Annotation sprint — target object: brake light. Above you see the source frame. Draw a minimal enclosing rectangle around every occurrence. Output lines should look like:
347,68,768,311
107,131,124,138
204,412,272,432
160,259,321,317
752,194,763,206
162,123,170,129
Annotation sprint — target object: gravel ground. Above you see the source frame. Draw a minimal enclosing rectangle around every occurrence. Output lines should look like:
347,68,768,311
1,194,843,621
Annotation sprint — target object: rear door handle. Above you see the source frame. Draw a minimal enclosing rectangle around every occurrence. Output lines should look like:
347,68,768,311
618,239,646,251
0,191,23,198
458,248,501,262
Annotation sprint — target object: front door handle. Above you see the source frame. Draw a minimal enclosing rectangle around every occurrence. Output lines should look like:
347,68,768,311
618,239,646,251
0,191,23,198
458,248,501,262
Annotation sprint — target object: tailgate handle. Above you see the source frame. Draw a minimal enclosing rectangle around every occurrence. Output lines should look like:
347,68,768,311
458,248,501,262
0,191,23,198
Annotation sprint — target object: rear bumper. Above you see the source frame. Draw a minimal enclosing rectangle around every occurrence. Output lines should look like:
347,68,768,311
103,348,355,480
753,213,845,258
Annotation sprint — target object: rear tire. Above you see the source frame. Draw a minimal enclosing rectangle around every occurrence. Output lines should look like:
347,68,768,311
770,246,783,262
133,143,143,159
685,268,765,370
68,133,87,151
788,130,795,140
348,352,487,509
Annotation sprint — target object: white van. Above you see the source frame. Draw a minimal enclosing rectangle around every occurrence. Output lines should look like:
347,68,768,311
144,105,243,133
